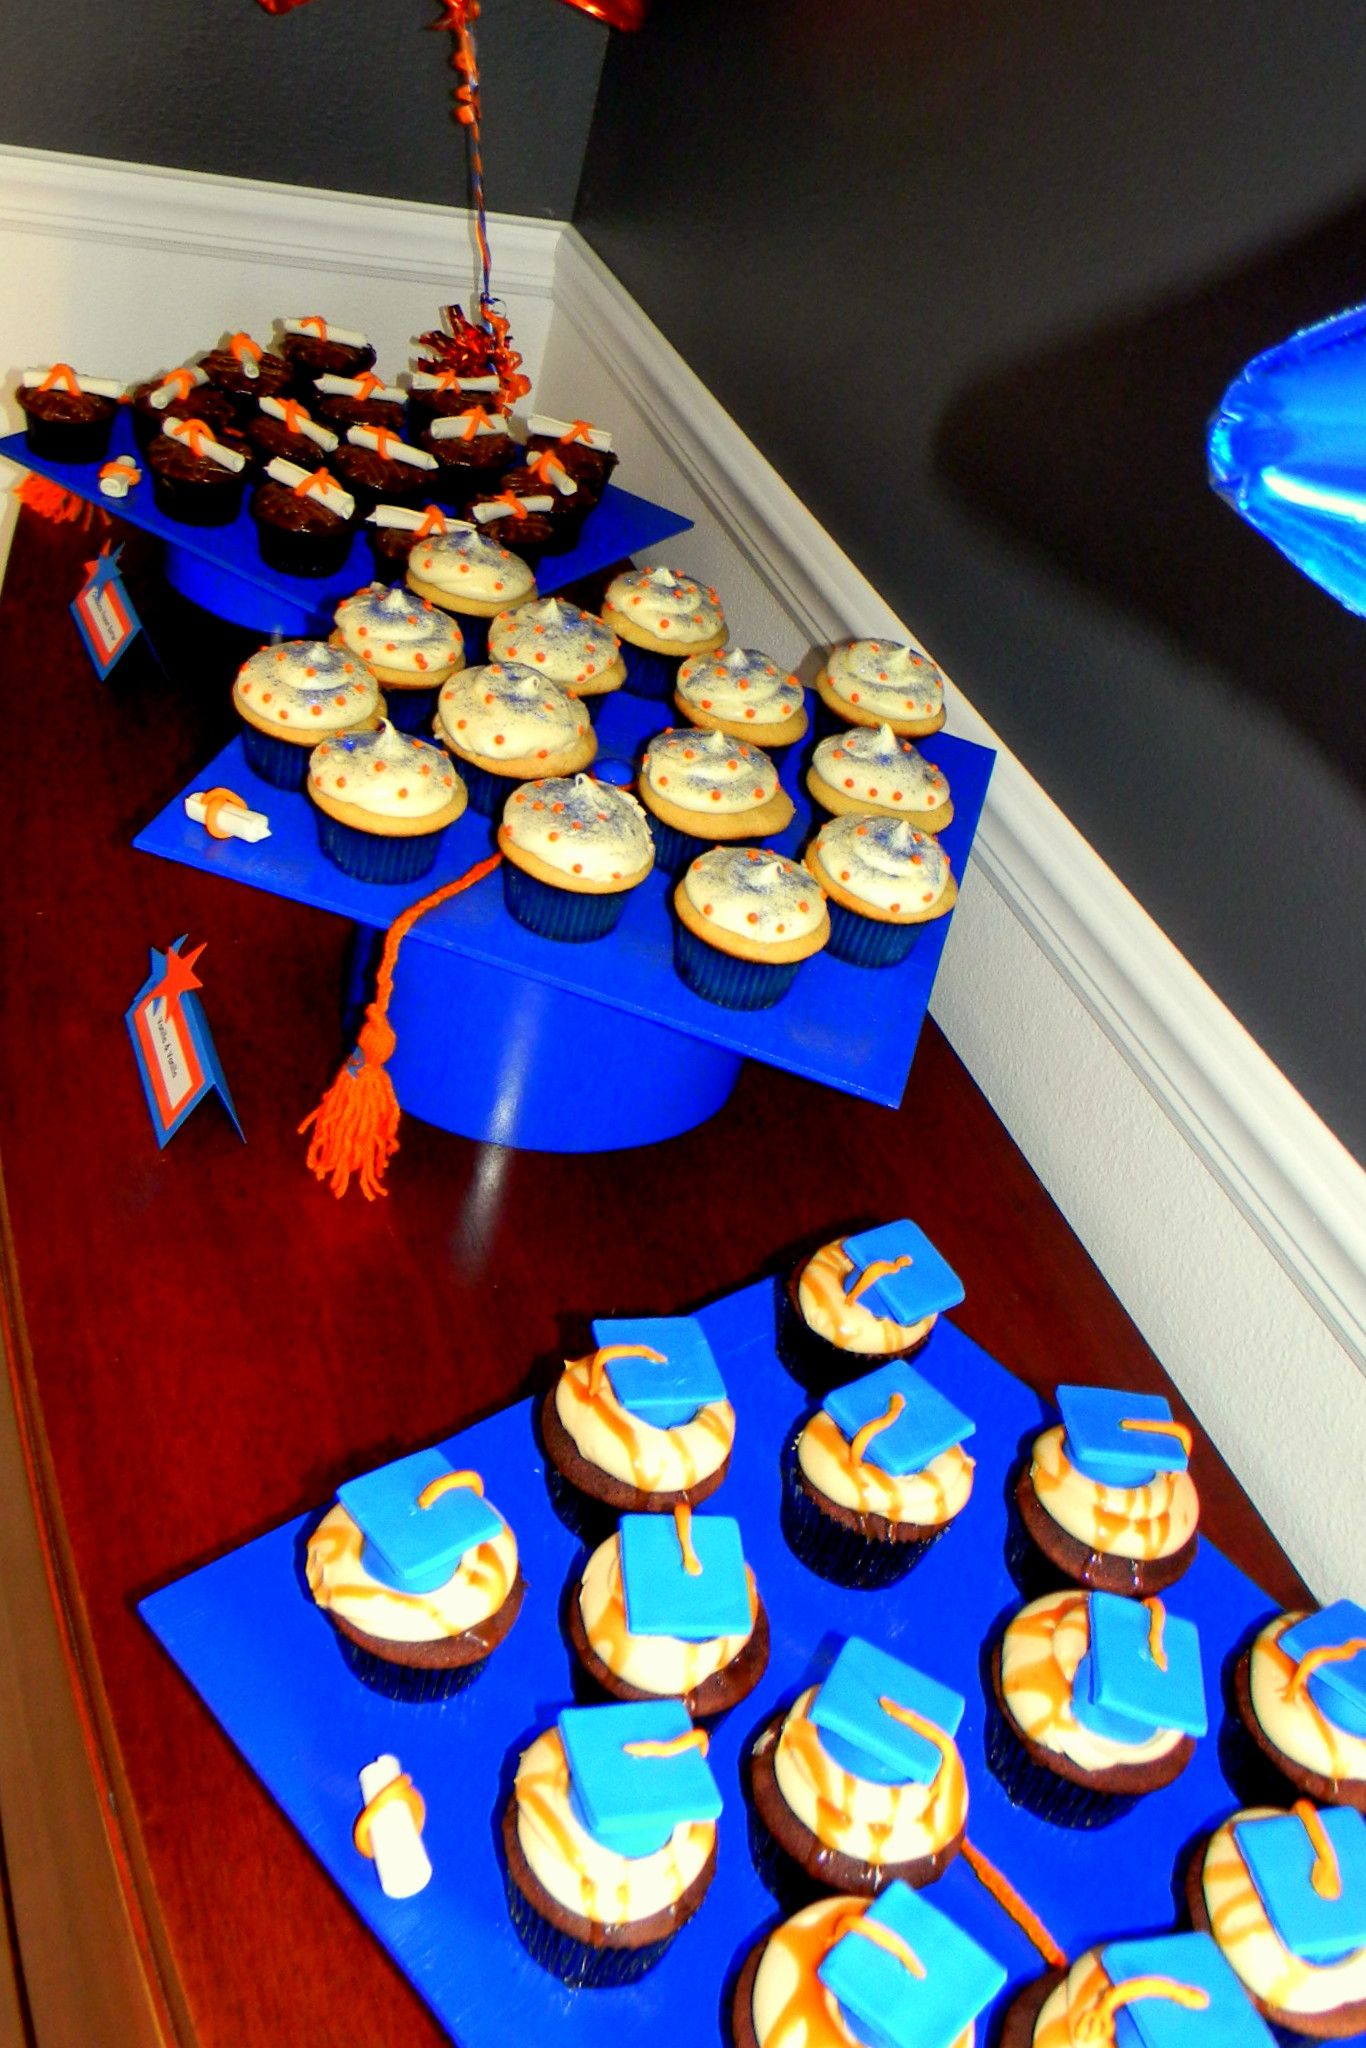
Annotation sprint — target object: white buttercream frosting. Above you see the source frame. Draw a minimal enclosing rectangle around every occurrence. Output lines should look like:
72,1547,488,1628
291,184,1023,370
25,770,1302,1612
407,526,535,606
1000,1590,1186,1770
796,1408,974,1525
824,641,945,722
676,646,804,727
488,598,621,688
234,640,381,732
1199,1810,1366,2017
643,728,783,816
552,1353,734,1493
578,1532,758,1697
796,1240,936,1354
768,1685,968,1866
1247,1612,1366,1785
605,567,725,644
309,720,462,821
334,583,463,678
1029,1423,1199,1563
810,815,954,916
681,848,826,945
436,663,589,766
811,723,950,814
305,1499,517,1643
501,775,653,883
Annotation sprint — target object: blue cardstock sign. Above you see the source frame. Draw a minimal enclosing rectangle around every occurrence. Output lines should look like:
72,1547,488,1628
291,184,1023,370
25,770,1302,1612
817,1880,1006,2048
1056,1385,1188,1488
619,1513,752,1641
1281,1602,1366,1739
840,1222,965,1326
558,1701,723,1859
71,541,142,679
810,1637,965,1786
823,1363,974,1477
1072,1595,1208,1744
125,936,243,1149
1102,1933,1276,2048
1234,1808,1366,1964
337,1449,502,1595
593,1317,728,1428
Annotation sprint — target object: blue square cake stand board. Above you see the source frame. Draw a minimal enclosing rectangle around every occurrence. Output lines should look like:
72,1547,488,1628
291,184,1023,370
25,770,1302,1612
132,696,994,1151
0,415,692,637
140,1278,1344,2048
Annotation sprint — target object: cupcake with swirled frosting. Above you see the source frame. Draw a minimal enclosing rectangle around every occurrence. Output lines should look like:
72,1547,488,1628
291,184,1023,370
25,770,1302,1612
601,566,727,700
807,722,953,830
488,596,626,700
307,720,467,883
815,639,947,737
499,774,653,940
674,645,808,747
405,522,536,663
1232,1605,1366,1812
673,846,829,1010
331,581,464,733
434,661,595,816
638,728,794,874
805,815,957,968
1000,1933,1276,2048
232,638,383,790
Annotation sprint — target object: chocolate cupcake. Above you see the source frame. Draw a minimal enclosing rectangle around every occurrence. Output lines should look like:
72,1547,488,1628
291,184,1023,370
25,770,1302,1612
407,367,503,436
488,596,625,701
245,395,340,471
278,316,376,384
147,419,248,526
131,368,236,454
504,1702,721,1987
332,425,440,517
497,460,591,552
250,459,358,578
15,365,121,463
418,406,516,511
749,1638,968,1901
311,372,408,437
1234,1604,1366,1811
1001,1934,1275,2048
526,411,618,493
569,1507,768,1719
366,502,451,580
778,1221,963,1394
200,333,292,414
469,489,558,565
988,1587,1206,1827
1012,1385,1199,1597
305,1446,523,1702
815,640,947,739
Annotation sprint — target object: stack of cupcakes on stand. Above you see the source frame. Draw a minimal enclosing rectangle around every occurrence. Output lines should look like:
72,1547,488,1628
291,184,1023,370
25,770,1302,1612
434,661,594,816
331,581,464,733
1229,1599,1366,1811
307,720,466,883
602,566,727,701
498,774,654,940
232,637,382,789
778,1219,963,1393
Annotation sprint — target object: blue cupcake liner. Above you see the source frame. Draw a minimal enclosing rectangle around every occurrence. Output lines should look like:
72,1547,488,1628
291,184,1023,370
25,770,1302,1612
825,898,925,969
620,642,684,702
645,816,717,878
315,810,443,885
503,863,628,942
381,685,442,735
984,1691,1137,1829
334,1626,483,1703
779,1430,944,1588
458,757,525,817
673,921,801,1010
449,611,492,664
505,1865,678,1988
239,722,313,791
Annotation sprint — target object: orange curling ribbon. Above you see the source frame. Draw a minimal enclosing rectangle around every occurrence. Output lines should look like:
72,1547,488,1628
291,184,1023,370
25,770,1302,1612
850,1391,906,1466
99,457,141,489
229,331,264,368
531,450,574,490
489,490,531,521
278,399,310,436
292,466,337,500
834,1911,925,1979
960,1838,1068,1969
1286,1635,1366,1704
1075,1979,1209,2047
623,1729,711,1760
417,1469,485,1510
172,418,218,460
459,405,496,441
415,505,448,537
1293,1800,1343,1900
297,315,328,338
300,851,502,1199
561,419,600,446
847,1254,915,1307
1120,1417,1193,1456
36,363,83,394
159,367,200,400
1144,1598,1168,1672
353,1774,426,1859
368,427,400,462
201,787,248,840
583,1342,667,1399
352,372,385,401
673,1502,703,1577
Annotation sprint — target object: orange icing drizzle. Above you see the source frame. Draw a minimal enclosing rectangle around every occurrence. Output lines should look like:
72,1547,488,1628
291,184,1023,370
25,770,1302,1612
460,405,497,441
847,1254,915,1307
1074,1978,1208,2046
308,1509,510,1632
585,1541,756,1697
800,1241,925,1349
878,1695,958,1772
353,1772,425,1858
1121,1417,1193,1456
229,332,264,366
1286,1635,1366,1703
201,787,247,840
999,1590,1089,1739
835,1910,925,1978
803,1408,965,1522
623,1729,711,1760
415,506,448,537
417,1469,484,1510
36,363,82,393
673,1501,703,1576
583,1342,667,1399
516,1731,703,1923
292,466,338,500
1293,1800,1343,1900
851,1391,906,1466
960,1837,1067,1968
782,1689,964,1863
1145,1599,1168,1671
1033,1427,1185,1559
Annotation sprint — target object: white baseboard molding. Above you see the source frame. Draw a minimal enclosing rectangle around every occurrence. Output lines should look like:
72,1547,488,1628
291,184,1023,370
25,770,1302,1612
542,227,1366,1594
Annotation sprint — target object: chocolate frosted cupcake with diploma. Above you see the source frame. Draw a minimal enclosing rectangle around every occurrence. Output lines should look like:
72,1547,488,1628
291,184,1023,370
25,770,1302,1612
1001,1931,1276,2048
779,1219,964,1391
245,394,339,471
15,365,122,462
488,596,625,701
148,417,248,525
305,1445,524,1701
250,459,358,577
200,331,292,414
331,424,438,516
366,501,451,581
816,639,947,738
750,1638,969,1901
1234,1602,1366,1812
506,447,593,548
807,723,953,830
418,405,516,510
278,315,376,383
569,1505,768,1719
407,366,503,435
131,367,236,453
312,371,408,436
469,488,557,566
526,412,618,494
541,1318,735,1533
504,1700,721,1986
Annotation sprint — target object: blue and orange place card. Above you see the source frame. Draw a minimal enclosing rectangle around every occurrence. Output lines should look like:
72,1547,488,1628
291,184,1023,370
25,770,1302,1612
126,936,241,1148
72,541,142,679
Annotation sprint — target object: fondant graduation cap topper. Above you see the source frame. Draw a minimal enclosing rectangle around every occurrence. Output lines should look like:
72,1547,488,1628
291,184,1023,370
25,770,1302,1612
592,1316,727,1428
1072,1594,1208,1743
1057,1385,1191,1488
810,1638,965,1786
840,1221,964,1326
337,1448,502,1595
817,1881,1006,2048
1281,1601,1366,1740
824,1362,974,1476
1235,1804,1366,1964
559,1701,722,1858
619,1506,751,1641
1091,1932,1275,2048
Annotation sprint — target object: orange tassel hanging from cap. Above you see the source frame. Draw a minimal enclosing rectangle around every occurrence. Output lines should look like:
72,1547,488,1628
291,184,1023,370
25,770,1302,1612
15,472,111,531
299,850,501,1200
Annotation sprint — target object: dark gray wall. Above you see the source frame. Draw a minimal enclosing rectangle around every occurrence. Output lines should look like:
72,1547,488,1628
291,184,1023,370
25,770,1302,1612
576,0,1366,1162
0,0,606,216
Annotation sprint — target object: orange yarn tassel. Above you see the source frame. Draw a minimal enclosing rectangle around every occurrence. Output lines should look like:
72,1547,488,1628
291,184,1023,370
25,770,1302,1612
961,1837,1068,1970
299,850,501,1200
15,473,110,531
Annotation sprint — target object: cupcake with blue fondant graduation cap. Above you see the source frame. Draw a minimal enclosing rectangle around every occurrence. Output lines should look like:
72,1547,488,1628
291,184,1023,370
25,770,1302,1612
1012,1384,1200,1598
782,1360,975,1587
569,1504,768,1720
732,1877,1005,2048
1185,1802,1366,2038
779,1219,964,1393
504,1700,721,1988
304,1445,523,1701
540,1317,735,1537
1232,1601,1366,1812
750,1637,968,1905
498,774,654,941
987,1586,1206,1827
1000,1930,1275,2048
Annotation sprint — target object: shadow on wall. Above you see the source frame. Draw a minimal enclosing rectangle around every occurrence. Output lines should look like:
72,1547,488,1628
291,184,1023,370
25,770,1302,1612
933,189,1366,792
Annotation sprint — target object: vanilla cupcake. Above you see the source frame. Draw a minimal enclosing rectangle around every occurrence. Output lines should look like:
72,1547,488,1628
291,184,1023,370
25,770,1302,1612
673,846,829,1010
308,720,467,884
499,774,654,940
332,581,464,732
674,646,808,747
807,722,953,830
601,566,727,700
815,640,946,737
805,815,957,967
638,728,794,874
487,597,626,701
405,523,536,662
434,661,595,815
232,638,383,790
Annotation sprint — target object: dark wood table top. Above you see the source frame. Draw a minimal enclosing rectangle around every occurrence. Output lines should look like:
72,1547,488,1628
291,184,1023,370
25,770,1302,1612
0,507,1307,2047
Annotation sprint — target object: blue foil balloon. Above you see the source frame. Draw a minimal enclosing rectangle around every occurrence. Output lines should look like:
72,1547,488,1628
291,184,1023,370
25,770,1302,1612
1209,301,1366,615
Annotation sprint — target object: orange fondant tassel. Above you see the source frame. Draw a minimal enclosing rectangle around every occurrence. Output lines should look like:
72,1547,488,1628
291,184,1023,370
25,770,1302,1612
299,851,501,1199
